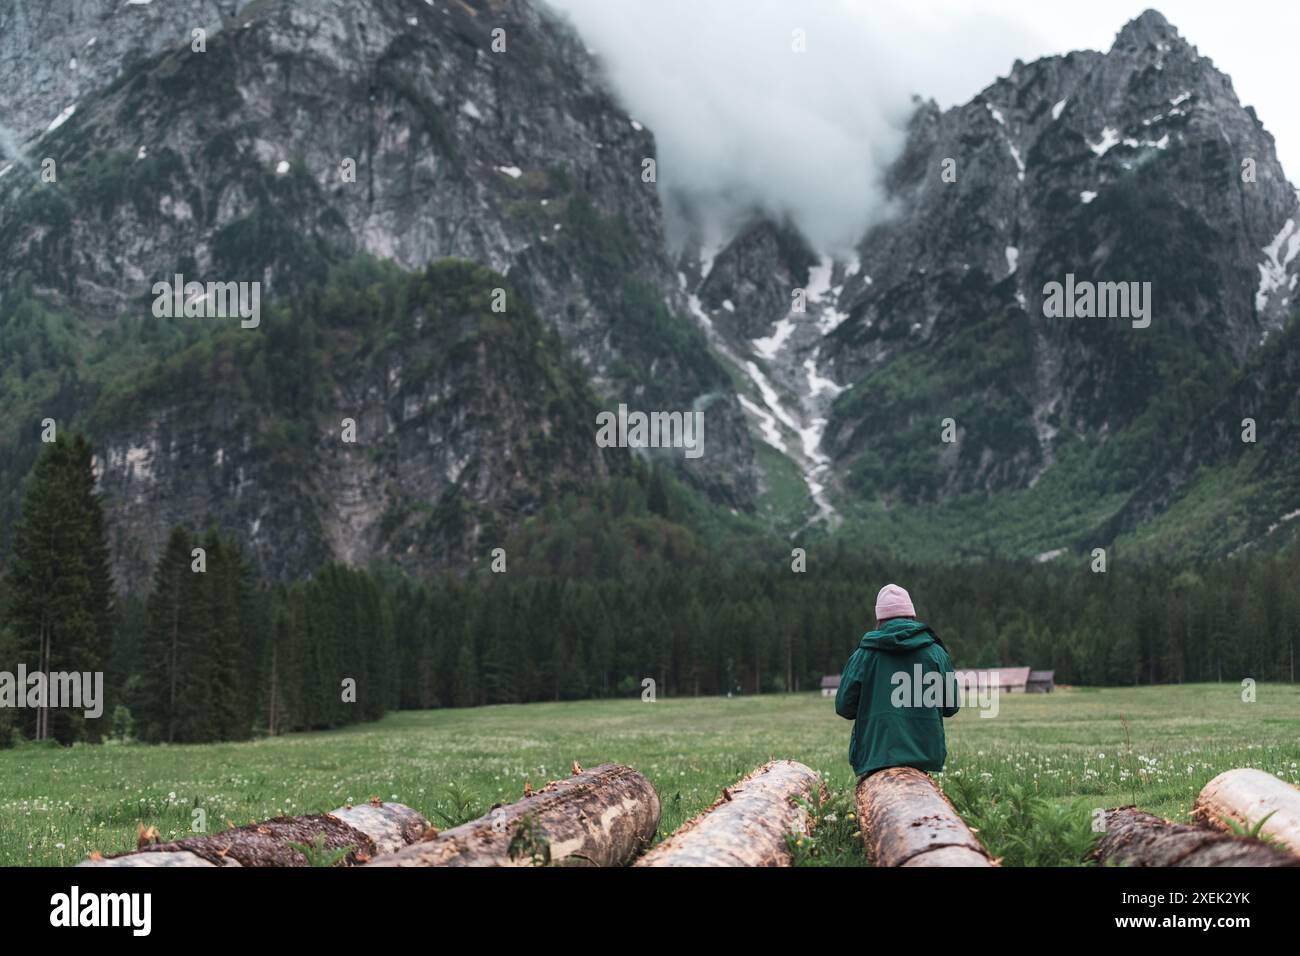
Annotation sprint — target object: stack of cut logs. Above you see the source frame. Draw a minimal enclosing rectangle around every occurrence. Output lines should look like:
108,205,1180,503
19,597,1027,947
79,763,1299,868
1093,768,1300,866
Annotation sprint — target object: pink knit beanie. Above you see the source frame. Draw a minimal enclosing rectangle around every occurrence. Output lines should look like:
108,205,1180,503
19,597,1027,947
875,583,916,621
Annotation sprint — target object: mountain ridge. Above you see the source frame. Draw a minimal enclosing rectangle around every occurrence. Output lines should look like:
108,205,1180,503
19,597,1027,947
1,2,1297,585
683,7,1300,560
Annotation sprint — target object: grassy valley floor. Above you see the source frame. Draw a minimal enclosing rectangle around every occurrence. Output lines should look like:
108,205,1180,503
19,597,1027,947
2,684,1297,866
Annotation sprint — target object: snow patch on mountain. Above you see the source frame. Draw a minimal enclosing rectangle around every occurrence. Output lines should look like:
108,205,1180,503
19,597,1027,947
682,243,852,526
1008,143,1026,180
744,361,801,434
1256,218,1300,311
804,354,843,398
753,318,796,359
1088,127,1121,156
45,104,76,133
686,294,713,332
816,304,850,335
986,103,1025,180
738,395,786,453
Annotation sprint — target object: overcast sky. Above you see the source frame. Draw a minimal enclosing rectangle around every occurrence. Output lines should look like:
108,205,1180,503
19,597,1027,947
547,0,1300,253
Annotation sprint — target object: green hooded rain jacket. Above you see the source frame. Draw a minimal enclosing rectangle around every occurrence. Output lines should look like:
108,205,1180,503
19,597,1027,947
834,618,959,778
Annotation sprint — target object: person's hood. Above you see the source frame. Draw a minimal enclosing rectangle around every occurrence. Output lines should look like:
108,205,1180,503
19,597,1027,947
859,618,945,653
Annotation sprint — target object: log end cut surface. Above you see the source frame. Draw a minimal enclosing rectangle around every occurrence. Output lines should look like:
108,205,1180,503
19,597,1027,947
1192,768,1300,858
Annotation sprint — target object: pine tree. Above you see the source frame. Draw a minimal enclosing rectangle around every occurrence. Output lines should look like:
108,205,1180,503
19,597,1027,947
135,526,198,743
452,643,478,708
203,530,253,740
5,433,114,743
0,624,18,746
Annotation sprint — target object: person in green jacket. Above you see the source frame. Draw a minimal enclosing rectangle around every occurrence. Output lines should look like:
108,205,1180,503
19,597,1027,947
835,583,959,778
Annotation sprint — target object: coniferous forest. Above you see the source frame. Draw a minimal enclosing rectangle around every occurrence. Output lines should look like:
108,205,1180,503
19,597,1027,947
2,433,1296,747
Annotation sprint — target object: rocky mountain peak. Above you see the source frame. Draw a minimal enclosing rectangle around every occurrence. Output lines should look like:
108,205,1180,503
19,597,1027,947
683,7,1300,556
1111,9,1181,54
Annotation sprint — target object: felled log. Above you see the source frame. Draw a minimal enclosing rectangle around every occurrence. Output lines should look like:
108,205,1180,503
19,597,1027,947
1092,806,1299,867
856,766,995,867
1192,768,1300,856
79,801,427,867
636,760,825,867
373,763,659,867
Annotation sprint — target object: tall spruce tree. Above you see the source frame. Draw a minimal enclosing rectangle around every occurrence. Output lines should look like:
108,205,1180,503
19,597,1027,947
135,526,198,742
202,529,254,741
5,432,113,744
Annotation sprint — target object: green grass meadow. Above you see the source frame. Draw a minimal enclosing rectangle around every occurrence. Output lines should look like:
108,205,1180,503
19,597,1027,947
2,684,1298,867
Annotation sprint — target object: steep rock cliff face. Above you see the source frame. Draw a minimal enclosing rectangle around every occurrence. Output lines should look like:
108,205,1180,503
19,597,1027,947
88,259,624,590
696,220,819,341
1104,315,1300,559
0,0,755,584
0,0,253,149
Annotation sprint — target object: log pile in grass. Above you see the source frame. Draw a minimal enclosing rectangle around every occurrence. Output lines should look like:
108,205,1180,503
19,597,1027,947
1192,768,1300,856
80,801,428,867
1091,806,1299,867
636,760,825,867
856,766,996,867
373,763,659,867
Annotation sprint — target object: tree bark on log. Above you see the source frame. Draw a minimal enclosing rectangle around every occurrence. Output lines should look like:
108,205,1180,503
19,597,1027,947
635,760,825,867
1091,806,1299,867
373,763,659,867
79,802,428,867
1192,768,1300,856
856,766,995,867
